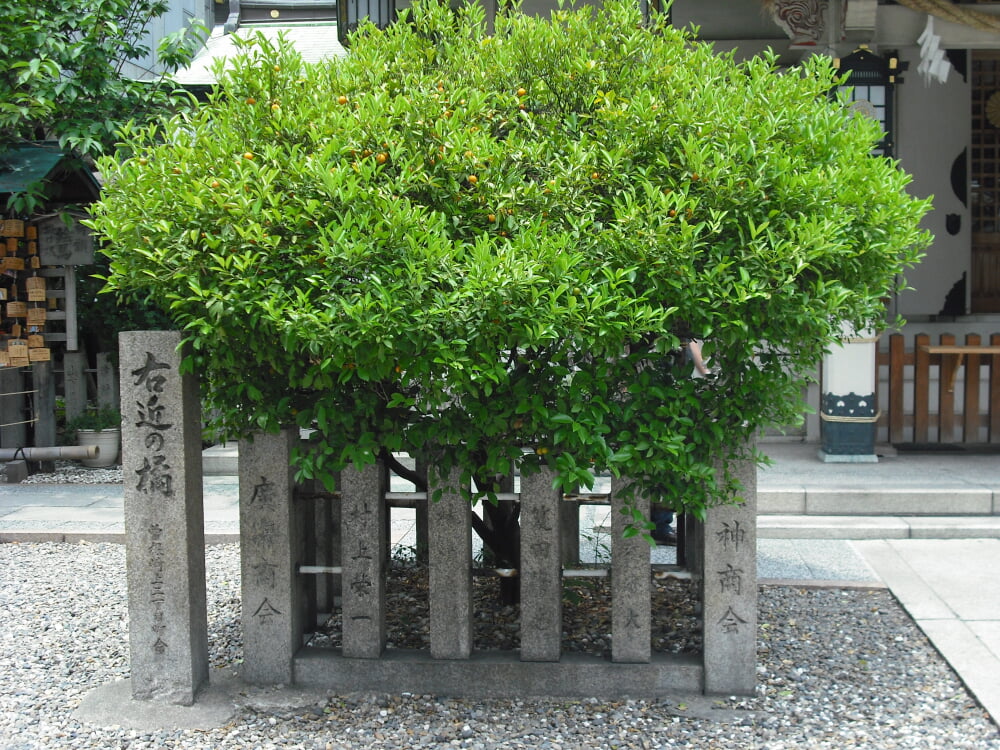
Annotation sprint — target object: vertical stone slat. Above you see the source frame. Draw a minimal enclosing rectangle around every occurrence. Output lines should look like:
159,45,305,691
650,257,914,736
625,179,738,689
96,351,118,409
415,458,429,564
560,498,581,566
300,481,319,630
428,467,473,659
330,470,343,598
62,351,87,422
702,448,758,696
0,368,26,449
120,331,208,705
239,429,302,683
312,482,337,619
31,361,55,472
520,466,563,661
610,477,650,663
340,461,387,658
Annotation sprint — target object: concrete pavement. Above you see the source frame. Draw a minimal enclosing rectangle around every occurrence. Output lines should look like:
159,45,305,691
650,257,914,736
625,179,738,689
1,440,998,727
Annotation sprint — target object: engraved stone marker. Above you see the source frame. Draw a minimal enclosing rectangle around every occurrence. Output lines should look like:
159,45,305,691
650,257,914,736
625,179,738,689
519,466,563,661
239,429,302,683
702,449,757,695
120,331,208,705
340,461,387,658
428,467,473,659
611,477,651,663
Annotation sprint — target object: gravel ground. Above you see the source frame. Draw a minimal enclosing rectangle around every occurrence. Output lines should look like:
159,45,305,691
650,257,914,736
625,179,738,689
16,461,123,485
2,542,999,749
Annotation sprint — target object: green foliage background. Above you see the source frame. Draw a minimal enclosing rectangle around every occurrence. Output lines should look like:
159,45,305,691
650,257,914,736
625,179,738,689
88,1,931,519
0,0,202,159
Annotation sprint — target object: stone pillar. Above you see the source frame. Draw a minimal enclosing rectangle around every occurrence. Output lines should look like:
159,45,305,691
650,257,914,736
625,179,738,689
0,369,26,450
119,331,208,705
313,481,338,620
415,458,429,564
32,361,56,471
96,351,119,410
520,466,563,661
428,467,473,659
239,429,302,684
560,498,580,566
701,450,758,696
610,477,650,663
340,461,387,658
62,351,87,422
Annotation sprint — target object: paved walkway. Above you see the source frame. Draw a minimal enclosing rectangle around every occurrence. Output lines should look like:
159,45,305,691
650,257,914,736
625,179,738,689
0,441,998,726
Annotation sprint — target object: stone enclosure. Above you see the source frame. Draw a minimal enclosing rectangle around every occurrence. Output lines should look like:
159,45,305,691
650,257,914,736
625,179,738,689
119,331,757,705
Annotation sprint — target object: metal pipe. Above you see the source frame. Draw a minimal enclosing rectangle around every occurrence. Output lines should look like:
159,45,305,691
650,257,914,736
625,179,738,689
0,445,98,461
298,565,343,575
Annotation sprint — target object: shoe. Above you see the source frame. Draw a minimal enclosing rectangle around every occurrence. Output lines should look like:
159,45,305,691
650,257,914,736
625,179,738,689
652,530,677,546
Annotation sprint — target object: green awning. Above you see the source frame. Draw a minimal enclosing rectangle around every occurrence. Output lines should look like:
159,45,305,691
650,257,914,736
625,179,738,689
0,144,100,202
0,145,66,194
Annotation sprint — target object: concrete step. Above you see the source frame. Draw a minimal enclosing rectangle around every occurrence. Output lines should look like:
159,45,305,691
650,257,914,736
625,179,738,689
758,515,1000,540
202,443,238,475
758,488,999,516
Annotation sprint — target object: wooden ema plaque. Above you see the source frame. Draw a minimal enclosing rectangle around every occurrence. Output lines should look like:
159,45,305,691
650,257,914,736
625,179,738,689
5,238,17,254
27,334,44,348
26,307,46,326
1,220,24,237
7,339,28,359
28,347,50,362
25,277,45,302
6,301,26,318
2,256,25,272
25,225,37,240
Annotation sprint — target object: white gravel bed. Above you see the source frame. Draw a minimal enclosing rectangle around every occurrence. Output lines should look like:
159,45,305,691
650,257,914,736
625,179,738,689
1,542,998,749
15,460,123,485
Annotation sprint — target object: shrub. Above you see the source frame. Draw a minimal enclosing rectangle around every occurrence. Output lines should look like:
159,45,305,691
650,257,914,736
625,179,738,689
87,1,931,530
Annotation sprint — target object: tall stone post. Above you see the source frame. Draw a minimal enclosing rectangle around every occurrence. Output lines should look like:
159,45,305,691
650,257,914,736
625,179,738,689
62,351,87,422
520,466,563,661
96,351,119,410
340,461,388,658
0,368,26,449
428,467,473,659
32,361,56,472
119,331,208,705
610,477,651,663
312,479,339,619
701,449,758,696
239,429,303,684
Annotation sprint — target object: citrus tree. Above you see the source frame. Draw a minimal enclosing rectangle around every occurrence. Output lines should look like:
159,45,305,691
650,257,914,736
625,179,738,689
88,1,930,539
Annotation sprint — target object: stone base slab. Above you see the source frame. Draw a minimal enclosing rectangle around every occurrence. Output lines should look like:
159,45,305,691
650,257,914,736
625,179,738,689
293,647,704,697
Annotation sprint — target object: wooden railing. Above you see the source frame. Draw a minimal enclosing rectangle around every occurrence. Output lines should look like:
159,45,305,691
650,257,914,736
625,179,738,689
879,332,1000,445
